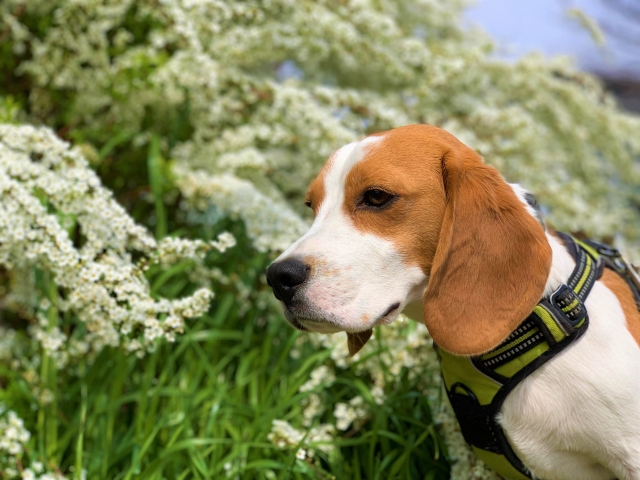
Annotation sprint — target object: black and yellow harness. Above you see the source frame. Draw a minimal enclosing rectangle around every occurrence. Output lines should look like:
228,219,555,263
435,232,640,479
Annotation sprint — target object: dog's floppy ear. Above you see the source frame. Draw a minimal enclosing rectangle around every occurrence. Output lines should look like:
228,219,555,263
347,329,372,356
423,147,551,356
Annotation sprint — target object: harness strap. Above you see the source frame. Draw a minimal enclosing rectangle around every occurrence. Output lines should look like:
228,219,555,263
577,237,640,310
437,233,601,479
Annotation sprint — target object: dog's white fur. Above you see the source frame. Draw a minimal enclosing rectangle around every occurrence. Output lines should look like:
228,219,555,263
274,131,640,479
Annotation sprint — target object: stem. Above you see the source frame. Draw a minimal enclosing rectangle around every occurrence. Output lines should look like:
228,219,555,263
75,360,87,479
147,135,167,240
46,277,59,461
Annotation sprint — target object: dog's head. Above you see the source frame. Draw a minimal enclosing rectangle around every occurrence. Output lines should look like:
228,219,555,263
267,125,551,356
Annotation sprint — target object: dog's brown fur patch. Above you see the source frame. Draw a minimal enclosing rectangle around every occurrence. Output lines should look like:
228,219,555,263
347,329,373,356
342,125,448,274
305,152,336,214
601,268,640,347
422,150,552,355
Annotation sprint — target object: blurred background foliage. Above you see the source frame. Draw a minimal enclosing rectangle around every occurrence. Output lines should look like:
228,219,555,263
0,0,638,479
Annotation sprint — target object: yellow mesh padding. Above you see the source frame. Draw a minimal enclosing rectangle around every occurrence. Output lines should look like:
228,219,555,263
481,329,538,361
494,342,549,378
533,305,566,342
438,348,501,406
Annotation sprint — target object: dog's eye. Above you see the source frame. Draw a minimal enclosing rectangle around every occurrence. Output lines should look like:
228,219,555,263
363,189,393,207
305,200,312,208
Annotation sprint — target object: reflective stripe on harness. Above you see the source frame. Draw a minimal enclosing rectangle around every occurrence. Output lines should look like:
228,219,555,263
435,232,603,479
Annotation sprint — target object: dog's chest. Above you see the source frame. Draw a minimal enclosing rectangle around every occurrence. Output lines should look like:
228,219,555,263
499,281,640,479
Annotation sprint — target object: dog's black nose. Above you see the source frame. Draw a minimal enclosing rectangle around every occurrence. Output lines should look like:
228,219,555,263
266,258,309,305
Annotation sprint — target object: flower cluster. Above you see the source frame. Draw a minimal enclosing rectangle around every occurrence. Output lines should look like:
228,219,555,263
333,396,368,432
298,365,335,393
0,125,226,365
267,419,335,460
0,408,68,480
154,232,237,266
174,168,308,252
0,410,30,456
298,366,335,427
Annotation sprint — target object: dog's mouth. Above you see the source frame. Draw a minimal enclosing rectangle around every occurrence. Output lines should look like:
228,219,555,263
285,304,343,333
283,301,337,332
288,317,309,332
381,302,401,318
284,301,403,333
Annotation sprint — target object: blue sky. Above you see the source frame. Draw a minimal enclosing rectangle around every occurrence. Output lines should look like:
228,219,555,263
464,0,640,80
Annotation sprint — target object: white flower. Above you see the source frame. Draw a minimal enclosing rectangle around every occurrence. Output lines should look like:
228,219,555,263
299,365,335,392
22,469,35,480
371,385,386,406
0,410,34,465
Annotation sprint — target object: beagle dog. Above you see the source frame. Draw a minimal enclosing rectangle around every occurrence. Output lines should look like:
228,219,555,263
266,124,640,480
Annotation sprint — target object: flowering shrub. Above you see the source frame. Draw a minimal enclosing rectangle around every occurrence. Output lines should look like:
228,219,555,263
0,125,232,361
0,124,237,478
0,0,639,478
3,0,640,249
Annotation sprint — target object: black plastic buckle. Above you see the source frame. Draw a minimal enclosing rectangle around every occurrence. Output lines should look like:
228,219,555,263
584,239,621,259
548,284,587,335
